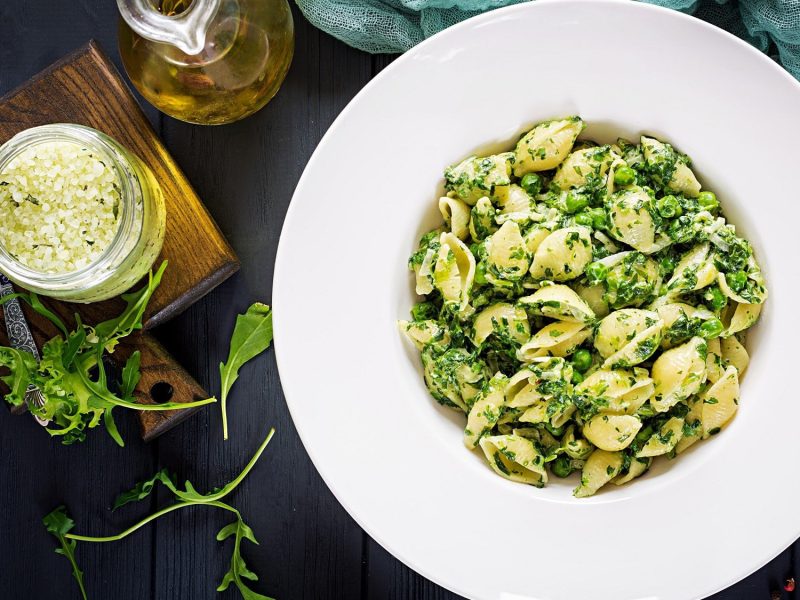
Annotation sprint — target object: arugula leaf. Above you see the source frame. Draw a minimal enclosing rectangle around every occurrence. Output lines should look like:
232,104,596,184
0,263,216,445
219,303,273,439
94,262,167,348
113,469,175,510
0,347,36,405
43,506,87,600
216,516,274,600
49,428,276,600
120,351,141,399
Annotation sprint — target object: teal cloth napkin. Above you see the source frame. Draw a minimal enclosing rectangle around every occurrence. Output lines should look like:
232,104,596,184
294,0,800,80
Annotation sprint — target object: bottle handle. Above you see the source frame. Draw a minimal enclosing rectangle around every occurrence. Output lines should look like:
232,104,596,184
117,0,220,55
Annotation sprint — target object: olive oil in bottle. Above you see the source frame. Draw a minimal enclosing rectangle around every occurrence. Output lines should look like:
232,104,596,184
118,0,293,125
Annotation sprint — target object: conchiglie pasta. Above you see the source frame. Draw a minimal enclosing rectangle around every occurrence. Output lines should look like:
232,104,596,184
513,117,584,175
517,284,596,323
433,232,475,312
636,416,684,457
464,373,507,449
438,196,471,240
640,135,701,197
471,303,530,347
583,414,642,451
613,457,651,486
724,302,762,337
516,321,590,361
574,449,623,498
651,337,707,412
607,187,666,254
666,243,718,294
485,220,530,285
398,319,450,351
445,153,513,204
552,145,616,190
529,226,592,281
701,366,739,438
720,335,749,375
479,434,548,486
594,309,663,368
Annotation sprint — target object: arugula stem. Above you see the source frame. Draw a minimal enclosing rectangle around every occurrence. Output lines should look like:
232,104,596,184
105,395,218,412
66,500,239,544
189,427,274,502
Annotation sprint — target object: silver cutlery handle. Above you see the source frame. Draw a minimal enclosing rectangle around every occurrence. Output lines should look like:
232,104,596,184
0,274,48,426
0,274,40,361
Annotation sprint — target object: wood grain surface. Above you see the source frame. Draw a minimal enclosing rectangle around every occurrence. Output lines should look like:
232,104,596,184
0,42,239,436
0,2,795,600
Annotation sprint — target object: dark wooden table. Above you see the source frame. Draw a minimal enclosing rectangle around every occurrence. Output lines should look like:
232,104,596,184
0,2,795,599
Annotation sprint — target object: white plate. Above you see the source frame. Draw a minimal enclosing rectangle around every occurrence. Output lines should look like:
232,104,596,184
274,2,800,598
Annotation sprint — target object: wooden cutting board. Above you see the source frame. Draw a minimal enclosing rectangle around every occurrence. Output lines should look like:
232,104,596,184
0,41,239,441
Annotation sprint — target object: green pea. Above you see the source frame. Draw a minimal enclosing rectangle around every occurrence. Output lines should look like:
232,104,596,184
728,270,747,292
574,212,594,227
699,318,724,339
656,195,682,218
659,256,676,275
520,173,542,196
564,190,589,214
545,423,565,437
613,166,636,186
585,261,608,283
474,261,487,285
697,190,719,210
551,455,573,478
706,286,727,311
589,208,607,230
572,348,592,373
571,370,584,385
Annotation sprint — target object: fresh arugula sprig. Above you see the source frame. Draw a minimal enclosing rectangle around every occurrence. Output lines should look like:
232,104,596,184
44,427,276,600
0,262,217,446
219,303,273,440
43,507,88,600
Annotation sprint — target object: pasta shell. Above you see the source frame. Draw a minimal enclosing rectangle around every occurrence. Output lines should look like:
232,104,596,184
720,335,749,375
485,220,530,284
552,145,617,190
479,434,548,486
651,337,708,412
612,457,651,485
433,232,476,312
464,373,507,449
607,187,664,253
471,302,530,346
513,117,585,175
517,284,596,323
574,449,623,498
724,302,762,337
583,414,642,451
636,416,685,457
438,196,471,240
701,366,739,438
529,226,593,281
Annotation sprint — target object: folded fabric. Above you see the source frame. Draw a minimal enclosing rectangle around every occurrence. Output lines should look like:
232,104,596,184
295,0,800,80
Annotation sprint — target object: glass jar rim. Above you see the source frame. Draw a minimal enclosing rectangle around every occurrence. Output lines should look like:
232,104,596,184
0,124,143,291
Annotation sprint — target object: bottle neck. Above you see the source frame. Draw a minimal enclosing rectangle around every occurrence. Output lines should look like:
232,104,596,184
117,0,221,55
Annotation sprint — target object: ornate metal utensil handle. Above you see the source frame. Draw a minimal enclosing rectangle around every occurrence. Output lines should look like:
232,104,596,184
0,274,48,425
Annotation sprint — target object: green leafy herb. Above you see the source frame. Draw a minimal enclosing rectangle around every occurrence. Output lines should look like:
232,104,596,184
0,263,217,445
43,507,87,600
219,303,274,440
46,427,276,600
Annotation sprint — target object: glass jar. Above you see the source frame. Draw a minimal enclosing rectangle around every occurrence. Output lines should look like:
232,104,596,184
0,124,166,303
